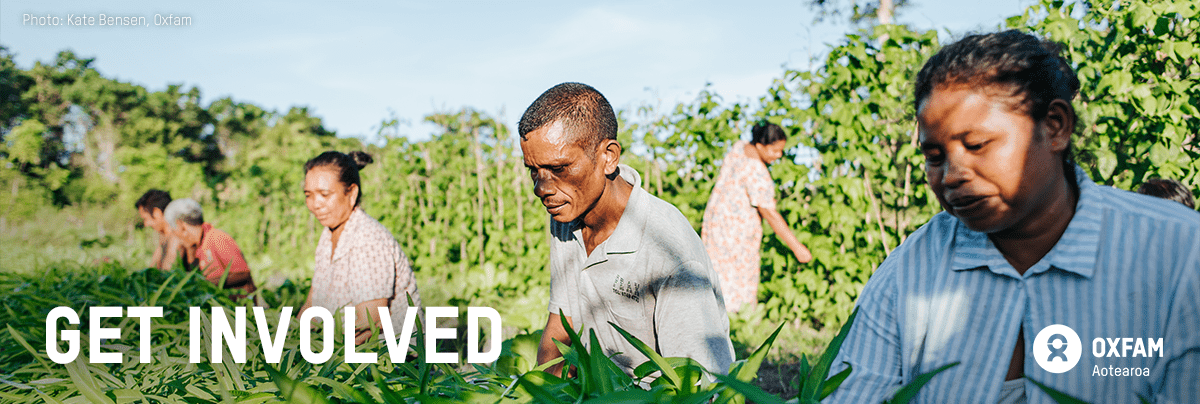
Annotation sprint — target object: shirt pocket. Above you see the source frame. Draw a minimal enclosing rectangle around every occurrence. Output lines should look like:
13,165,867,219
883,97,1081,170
601,297,653,365
603,296,648,331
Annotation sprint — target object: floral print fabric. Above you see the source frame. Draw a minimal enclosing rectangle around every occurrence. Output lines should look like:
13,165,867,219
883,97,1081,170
701,141,776,311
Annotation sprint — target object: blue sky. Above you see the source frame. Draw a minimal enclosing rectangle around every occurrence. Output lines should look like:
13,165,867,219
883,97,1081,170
2,0,1033,142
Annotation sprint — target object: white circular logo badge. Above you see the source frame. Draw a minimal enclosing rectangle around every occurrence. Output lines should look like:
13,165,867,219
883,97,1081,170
1032,324,1082,373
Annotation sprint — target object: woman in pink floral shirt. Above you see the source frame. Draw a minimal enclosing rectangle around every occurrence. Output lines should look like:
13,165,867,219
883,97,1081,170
300,151,421,343
701,123,812,312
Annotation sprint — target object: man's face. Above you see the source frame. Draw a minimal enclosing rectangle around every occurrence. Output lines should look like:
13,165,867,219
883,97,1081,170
521,121,610,223
139,207,167,234
918,85,1062,234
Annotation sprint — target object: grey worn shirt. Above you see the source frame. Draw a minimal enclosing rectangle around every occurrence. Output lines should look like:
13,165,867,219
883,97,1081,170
547,164,735,376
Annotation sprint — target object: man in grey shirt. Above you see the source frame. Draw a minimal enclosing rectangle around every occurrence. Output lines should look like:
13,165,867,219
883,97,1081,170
519,82,735,378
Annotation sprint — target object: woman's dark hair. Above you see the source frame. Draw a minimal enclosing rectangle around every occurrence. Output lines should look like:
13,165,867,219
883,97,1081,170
1137,178,1196,209
304,151,373,207
914,29,1081,187
750,122,787,145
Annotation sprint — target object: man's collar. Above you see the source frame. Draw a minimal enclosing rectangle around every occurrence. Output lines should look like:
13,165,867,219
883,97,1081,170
951,166,1101,279
197,222,213,247
576,164,645,266
605,165,645,254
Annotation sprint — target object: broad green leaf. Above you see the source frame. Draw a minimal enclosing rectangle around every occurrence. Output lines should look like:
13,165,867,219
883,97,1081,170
711,373,787,404
736,322,785,382
885,362,959,404
609,321,682,389
65,360,115,404
1096,148,1118,180
516,372,571,404
800,308,858,400
264,365,331,404
820,364,852,399
580,390,661,404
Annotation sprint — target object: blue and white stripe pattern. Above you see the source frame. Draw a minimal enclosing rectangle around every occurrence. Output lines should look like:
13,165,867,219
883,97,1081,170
826,169,1200,403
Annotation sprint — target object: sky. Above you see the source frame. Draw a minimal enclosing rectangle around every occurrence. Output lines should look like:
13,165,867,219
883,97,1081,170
2,0,1034,142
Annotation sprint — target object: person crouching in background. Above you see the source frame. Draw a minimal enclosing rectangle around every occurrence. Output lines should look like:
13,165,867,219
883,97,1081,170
164,198,259,299
135,189,182,270
701,122,813,313
1136,178,1196,209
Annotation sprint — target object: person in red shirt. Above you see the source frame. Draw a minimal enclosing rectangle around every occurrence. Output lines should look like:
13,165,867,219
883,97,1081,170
163,198,258,297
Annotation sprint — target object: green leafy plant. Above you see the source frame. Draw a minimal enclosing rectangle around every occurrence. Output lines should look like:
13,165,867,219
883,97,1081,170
715,308,958,404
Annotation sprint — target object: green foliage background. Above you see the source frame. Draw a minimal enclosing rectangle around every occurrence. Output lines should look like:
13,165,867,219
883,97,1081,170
1,0,1197,401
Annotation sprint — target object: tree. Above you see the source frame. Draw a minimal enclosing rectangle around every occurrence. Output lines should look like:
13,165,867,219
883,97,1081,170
807,0,908,25
0,120,70,218
0,46,33,130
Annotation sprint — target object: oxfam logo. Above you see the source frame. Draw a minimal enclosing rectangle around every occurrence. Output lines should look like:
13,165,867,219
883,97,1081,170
1033,324,1082,373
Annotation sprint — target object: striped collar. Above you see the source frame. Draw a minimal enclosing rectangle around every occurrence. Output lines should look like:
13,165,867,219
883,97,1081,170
951,166,1101,279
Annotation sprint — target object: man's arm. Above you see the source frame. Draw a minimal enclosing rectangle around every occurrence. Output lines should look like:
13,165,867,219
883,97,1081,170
161,236,182,270
758,206,812,263
150,235,166,270
537,313,573,377
540,218,575,377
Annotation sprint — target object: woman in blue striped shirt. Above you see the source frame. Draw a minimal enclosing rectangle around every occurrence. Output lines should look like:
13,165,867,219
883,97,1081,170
827,30,1199,403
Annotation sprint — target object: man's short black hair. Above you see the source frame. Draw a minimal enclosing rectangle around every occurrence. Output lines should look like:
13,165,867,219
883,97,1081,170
518,82,618,155
1137,178,1195,209
135,189,172,212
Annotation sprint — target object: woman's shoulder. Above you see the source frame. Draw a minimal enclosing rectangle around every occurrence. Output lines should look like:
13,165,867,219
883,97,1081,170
720,141,757,171
349,209,400,245
873,213,959,276
728,140,750,158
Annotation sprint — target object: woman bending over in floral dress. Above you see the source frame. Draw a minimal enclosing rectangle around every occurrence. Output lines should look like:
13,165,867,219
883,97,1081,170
701,122,812,312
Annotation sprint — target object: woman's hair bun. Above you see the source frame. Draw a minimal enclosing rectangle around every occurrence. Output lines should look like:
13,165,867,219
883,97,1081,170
347,151,373,170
